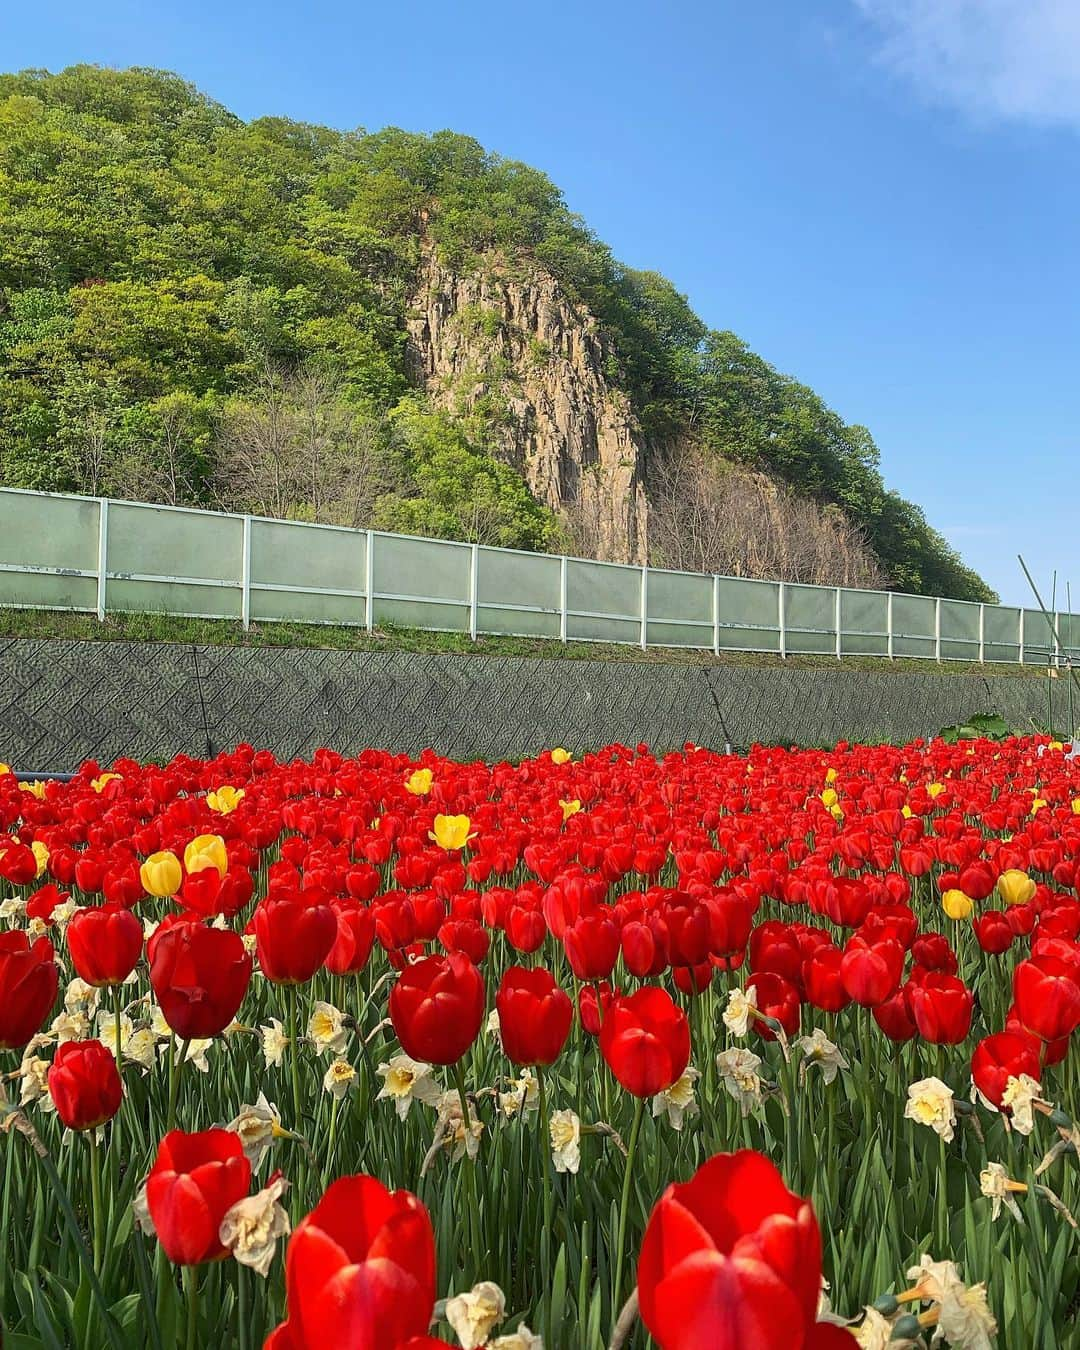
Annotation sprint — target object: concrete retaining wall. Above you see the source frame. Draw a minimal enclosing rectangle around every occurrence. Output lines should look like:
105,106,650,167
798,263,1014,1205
0,638,1060,770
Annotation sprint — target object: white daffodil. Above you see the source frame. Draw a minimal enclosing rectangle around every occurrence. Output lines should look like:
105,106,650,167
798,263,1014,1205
308,1001,349,1056
227,1094,282,1170
1000,1073,1046,1136
853,1307,893,1350
445,1280,506,1350
936,1281,997,1349
796,1029,848,1085
375,1054,442,1119
498,1068,540,1117
177,1037,212,1073
904,1078,956,1143
64,978,100,1015
905,1255,964,1304
652,1066,700,1130
549,1108,581,1174
124,1028,159,1071
219,1174,291,1278
489,1326,544,1349
0,896,26,923
52,1009,90,1044
323,1058,357,1100
18,1055,53,1110
95,1010,133,1058
723,985,758,1038
979,1162,1024,1222
261,1019,290,1069
436,1092,484,1163
716,1047,764,1116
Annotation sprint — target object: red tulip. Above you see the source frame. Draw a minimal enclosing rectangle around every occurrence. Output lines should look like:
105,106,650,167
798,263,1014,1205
149,922,252,1040
839,936,903,1008
389,952,485,1065
280,1175,435,1350
638,1150,835,1350
802,946,851,1013
974,911,1013,954
495,965,572,1066
746,971,800,1039
48,1039,123,1131
66,903,143,987
599,986,690,1097
872,987,917,1042
0,931,58,1050
971,1031,1042,1110
579,980,615,1036
254,893,337,985
907,972,973,1044
1013,955,1080,1042
563,912,620,980
145,1129,251,1265
324,901,376,976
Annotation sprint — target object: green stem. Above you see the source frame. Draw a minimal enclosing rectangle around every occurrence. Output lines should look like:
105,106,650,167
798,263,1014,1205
288,984,303,1128
166,1037,189,1134
185,1264,199,1350
537,1066,554,1343
452,1060,483,1279
612,1096,646,1320
88,1128,104,1273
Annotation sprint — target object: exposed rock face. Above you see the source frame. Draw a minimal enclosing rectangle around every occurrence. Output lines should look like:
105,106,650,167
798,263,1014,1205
406,247,649,563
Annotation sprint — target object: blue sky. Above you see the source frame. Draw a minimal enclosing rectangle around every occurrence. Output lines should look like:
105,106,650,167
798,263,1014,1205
3,0,1078,605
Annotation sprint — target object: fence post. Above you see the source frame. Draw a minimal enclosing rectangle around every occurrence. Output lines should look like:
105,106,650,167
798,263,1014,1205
1019,610,1025,666
1054,611,1062,669
469,543,479,641
886,591,894,660
712,574,720,657
639,566,648,651
241,516,252,631
778,582,787,660
834,586,842,661
559,555,568,643
934,597,942,663
96,498,109,622
365,530,374,633
978,603,985,664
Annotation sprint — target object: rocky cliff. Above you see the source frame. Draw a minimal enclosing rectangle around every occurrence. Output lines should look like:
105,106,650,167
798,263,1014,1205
406,248,649,563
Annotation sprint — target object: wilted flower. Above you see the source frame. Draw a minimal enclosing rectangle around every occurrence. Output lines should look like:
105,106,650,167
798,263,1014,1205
375,1054,442,1119
796,1029,848,1085
549,1108,581,1174
308,1001,349,1056
651,1065,700,1130
437,1091,484,1162
905,1255,964,1303
489,1325,544,1349
228,1093,282,1170
716,1047,764,1116
853,1307,893,1349
18,1054,53,1110
937,1280,997,1348
979,1162,1025,1222
219,1173,290,1277
904,1078,956,1143
445,1280,506,1349
52,1010,90,1044
498,1067,539,1117
1000,1074,1046,1136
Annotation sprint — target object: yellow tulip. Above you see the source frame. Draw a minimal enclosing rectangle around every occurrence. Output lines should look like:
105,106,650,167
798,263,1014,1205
1030,798,1047,816
550,748,572,765
1072,798,1080,816
997,870,1036,907
927,782,945,800
140,850,183,897
405,768,433,796
184,834,228,879
207,785,245,815
829,804,845,822
1050,741,1064,751
91,772,121,794
942,889,974,921
560,798,582,822
901,804,913,819
31,840,49,879
820,788,838,809
428,814,474,851
19,780,46,800
0,762,9,775
825,767,838,784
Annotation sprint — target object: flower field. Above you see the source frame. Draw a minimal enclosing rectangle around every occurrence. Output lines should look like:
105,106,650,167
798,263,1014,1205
3,737,1080,1348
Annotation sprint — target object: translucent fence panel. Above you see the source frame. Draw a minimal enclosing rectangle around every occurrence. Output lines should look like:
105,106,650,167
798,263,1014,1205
476,548,561,639
939,599,980,662
892,594,937,659
785,585,838,656
0,492,98,610
372,532,470,632
566,560,641,645
984,606,1022,664
251,520,365,626
840,589,889,657
646,570,714,648
0,489,1076,668
716,577,780,653
106,502,242,619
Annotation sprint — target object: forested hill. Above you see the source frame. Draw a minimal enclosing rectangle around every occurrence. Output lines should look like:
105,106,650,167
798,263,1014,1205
0,65,994,602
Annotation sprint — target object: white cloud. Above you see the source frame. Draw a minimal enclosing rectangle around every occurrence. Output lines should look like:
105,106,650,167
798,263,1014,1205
853,0,1080,128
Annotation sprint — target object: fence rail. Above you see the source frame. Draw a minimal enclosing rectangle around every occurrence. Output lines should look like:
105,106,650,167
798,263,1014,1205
0,487,1071,666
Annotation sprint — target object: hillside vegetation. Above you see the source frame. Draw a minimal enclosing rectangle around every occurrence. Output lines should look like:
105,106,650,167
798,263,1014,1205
0,65,993,600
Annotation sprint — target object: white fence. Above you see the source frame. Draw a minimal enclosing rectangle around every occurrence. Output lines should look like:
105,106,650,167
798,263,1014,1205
0,487,1070,664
